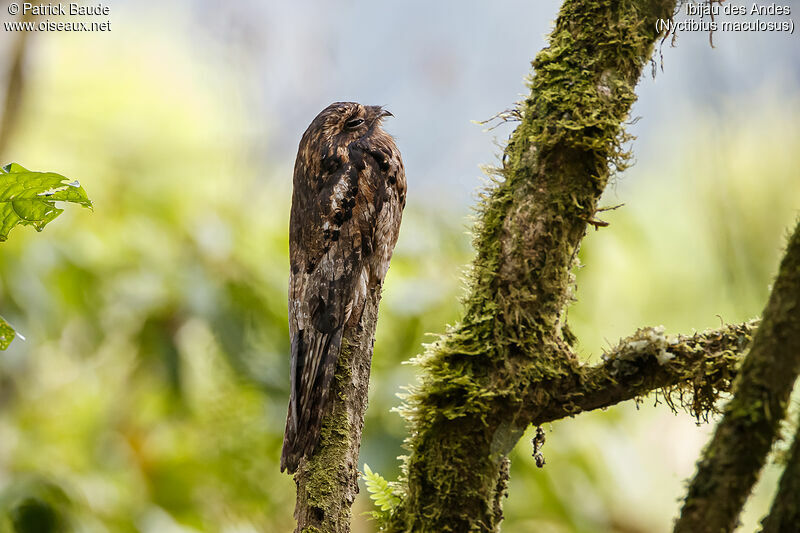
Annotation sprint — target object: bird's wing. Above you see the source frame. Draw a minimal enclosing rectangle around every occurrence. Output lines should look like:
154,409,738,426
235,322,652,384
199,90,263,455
282,148,369,472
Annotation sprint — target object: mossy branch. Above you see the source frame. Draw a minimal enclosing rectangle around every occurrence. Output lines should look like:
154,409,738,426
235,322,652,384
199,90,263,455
525,321,756,427
675,220,800,533
291,287,381,533
761,405,800,533
386,0,679,531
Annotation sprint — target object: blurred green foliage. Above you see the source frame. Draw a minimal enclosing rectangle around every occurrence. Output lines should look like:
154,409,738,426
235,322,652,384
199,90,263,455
0,477,72,533
0,26,470,533
0,25,797,533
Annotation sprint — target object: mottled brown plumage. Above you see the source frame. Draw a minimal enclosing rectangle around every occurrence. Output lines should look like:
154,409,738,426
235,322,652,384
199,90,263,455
281,102,406,473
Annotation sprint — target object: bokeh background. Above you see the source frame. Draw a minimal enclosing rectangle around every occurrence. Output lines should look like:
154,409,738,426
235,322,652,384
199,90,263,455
0,1,798,531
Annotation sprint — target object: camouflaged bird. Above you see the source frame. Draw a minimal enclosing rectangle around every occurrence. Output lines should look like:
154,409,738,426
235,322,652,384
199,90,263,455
281,102,406,473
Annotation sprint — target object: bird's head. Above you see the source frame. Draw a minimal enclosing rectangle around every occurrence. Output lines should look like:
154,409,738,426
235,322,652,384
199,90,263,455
295,102,396,179
309,102,393,143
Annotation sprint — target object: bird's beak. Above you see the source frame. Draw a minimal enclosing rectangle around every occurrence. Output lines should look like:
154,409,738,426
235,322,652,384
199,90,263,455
369,106,393,120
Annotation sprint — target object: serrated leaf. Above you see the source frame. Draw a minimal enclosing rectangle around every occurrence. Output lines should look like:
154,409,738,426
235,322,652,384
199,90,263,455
0,163,92,242
0,315,16,350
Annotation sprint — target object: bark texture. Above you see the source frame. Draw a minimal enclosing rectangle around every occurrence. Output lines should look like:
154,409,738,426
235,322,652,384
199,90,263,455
292,287,380,533
675,220,800,533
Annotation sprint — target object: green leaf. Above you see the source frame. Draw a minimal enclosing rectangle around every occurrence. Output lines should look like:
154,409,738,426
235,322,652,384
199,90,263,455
0,163,92,242
363,464,400,514
0,315,16,350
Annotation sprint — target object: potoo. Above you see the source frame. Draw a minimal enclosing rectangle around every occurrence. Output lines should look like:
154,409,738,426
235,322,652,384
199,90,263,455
281,102,406,473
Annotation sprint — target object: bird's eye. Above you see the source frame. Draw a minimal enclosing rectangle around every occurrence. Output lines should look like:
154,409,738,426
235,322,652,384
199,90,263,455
344,117,364,130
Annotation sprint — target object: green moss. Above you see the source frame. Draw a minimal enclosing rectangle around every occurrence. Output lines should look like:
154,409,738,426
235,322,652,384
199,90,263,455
335,341,353,401
302,352,355,513
617,324,748,417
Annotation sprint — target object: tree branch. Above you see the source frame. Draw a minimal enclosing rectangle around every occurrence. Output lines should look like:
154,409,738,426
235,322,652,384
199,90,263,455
526,321,756,426
388,0,679,530
761,406,800,533
291,287,381,533
675,220,800,533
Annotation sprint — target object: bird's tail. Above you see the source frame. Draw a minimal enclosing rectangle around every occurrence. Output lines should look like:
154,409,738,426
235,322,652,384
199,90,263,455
280,327,343,473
